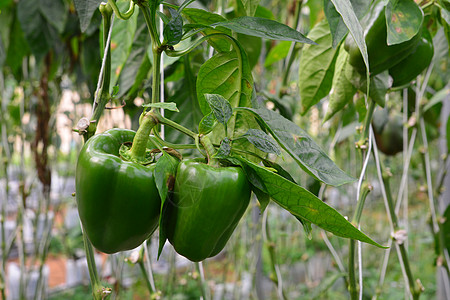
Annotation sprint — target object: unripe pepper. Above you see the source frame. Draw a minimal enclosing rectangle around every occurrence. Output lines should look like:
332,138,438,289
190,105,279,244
389,31,434,87
372,110,403,156
76,128,161,254
345,5,421,76
165,159,251,262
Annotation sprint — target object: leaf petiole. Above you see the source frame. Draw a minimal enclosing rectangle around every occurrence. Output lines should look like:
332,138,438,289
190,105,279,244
107,0,135,20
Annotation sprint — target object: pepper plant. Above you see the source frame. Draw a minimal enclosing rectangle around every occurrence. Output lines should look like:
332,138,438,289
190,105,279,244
72,0,392,298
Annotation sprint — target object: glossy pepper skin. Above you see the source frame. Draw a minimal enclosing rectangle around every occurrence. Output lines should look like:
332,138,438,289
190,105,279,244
345,6,421,75
76,128,161,254
388,32,434,87
166,159,251,262
372,110,403,156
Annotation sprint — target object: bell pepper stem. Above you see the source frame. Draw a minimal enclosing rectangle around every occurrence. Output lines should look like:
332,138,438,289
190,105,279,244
152,112,198,139
363,100,376,141
84,3,113,142
108,0,135,20
199,135,219,166
136,1,161,48
195,262,211,300
129,113,158,162
82,225,111,300
348,184,371,300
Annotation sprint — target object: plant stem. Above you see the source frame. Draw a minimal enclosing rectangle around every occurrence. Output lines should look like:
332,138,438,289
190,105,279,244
348,184,371,300
165,33,241,58
143,241,157,293
195,262,211,300
129,113,158,161
108,0,135,20
262,208,289,300
352,184,371,224
138,259,154,295
418,118,439,232
18,81,27,300
199,135,219,166
363,100,376,142
137,1,161,48
0,72,9,300
348,240,357,300
372,133,422,299
348,98,375,299
382,171,399,228
82,228,111,299
153,112,198,139
150,46,162,105
85,3,113,141
79,4,115,299
281,0,303,90
396,242,420,300
150,133,197,149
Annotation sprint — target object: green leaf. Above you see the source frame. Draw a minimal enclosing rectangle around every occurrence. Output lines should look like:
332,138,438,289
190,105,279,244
215,137,232,157
154,153,179,258
331,0,369,75
324,0,349,48
80,33,102,94
237,33,261,69
295,216,313,240
298,19,339,114
182,8,232,52
264,41,291,67
324,0,370,47
117,13,151,98
142,102,179,112
344,64,390,107
39,0,67,33
237,156,385,248
239,129,281,155
197,49,253,116
204,94,233,127
352,71,390,107
255,5,274,20
262,159,297,184
260,158,317,239
237,0,260,16
423,87,450,113
198,112,216,135
5,12,29,78
165,56,203,145
177,0,196,12
109,2,138,91
239,107,356,186
17,0,58,62
156,11,170,24
73,0,102,33
439,0,450,25
213,16,316,44
386,0,423,45
324,45,356,122
163,8,183,46
306,0,323,29
112,85,119,97
252,186,271,212
368,72,390,107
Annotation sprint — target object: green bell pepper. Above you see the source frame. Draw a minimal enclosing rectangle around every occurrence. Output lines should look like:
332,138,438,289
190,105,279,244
372,110,403,156
76,128,161,254
166,159,251,262
388,32,434,87
345,5,421,76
